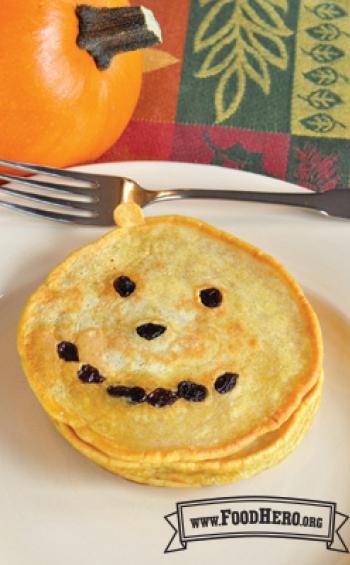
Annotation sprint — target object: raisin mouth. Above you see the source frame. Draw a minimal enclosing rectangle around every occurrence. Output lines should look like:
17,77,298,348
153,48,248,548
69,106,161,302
57,342,239,407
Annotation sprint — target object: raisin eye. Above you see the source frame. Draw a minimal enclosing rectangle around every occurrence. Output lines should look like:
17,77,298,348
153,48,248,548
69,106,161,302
200,287,222,308
113,275,136,297
214,373,238,394
57,341,79,362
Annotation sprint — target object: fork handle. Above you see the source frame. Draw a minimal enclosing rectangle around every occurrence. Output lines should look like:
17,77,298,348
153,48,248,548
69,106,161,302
153,189,323,210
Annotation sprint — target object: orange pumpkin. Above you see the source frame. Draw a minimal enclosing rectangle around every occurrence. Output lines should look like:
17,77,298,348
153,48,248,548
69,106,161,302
0,1,160,168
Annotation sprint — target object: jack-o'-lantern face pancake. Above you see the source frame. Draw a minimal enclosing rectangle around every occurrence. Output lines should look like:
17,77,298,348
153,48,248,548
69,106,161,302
18,205,323,484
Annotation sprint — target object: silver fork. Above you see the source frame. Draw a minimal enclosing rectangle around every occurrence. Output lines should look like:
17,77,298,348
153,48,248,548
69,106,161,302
0,159,350,226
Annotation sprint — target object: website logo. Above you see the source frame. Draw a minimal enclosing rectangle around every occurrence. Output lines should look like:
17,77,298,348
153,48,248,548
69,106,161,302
164,496,348,553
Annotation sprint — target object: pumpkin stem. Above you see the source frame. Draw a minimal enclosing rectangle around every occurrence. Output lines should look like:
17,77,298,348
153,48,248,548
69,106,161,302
76,5,162,70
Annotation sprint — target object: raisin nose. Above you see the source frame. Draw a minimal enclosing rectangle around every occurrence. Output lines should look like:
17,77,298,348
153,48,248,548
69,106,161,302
136,323,167,340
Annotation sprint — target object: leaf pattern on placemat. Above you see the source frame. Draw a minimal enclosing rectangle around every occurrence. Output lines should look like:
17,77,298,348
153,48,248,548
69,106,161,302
303,43,345,63
298,88,343,109
306,3,347,20
306,23,343,41
296,1,349,136
303,66,348,86
204,132,266,172
293,143,341,191
300,112,345,133
194,0,293,123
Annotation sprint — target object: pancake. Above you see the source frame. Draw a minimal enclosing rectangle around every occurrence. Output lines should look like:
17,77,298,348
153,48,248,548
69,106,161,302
18,206,323,485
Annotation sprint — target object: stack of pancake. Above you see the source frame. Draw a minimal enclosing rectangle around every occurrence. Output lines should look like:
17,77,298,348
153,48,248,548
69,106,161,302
18,209,323,487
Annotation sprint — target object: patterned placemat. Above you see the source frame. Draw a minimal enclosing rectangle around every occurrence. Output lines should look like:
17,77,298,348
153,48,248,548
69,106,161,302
97,0,350,191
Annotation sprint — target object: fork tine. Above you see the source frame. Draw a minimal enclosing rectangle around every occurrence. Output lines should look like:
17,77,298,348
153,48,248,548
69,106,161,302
0,185,97,210
0,199,100,225
0,159,98,184
0,172,97,195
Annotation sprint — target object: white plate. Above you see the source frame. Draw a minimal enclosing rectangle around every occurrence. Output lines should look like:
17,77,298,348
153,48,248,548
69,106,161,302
0,162,349,565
